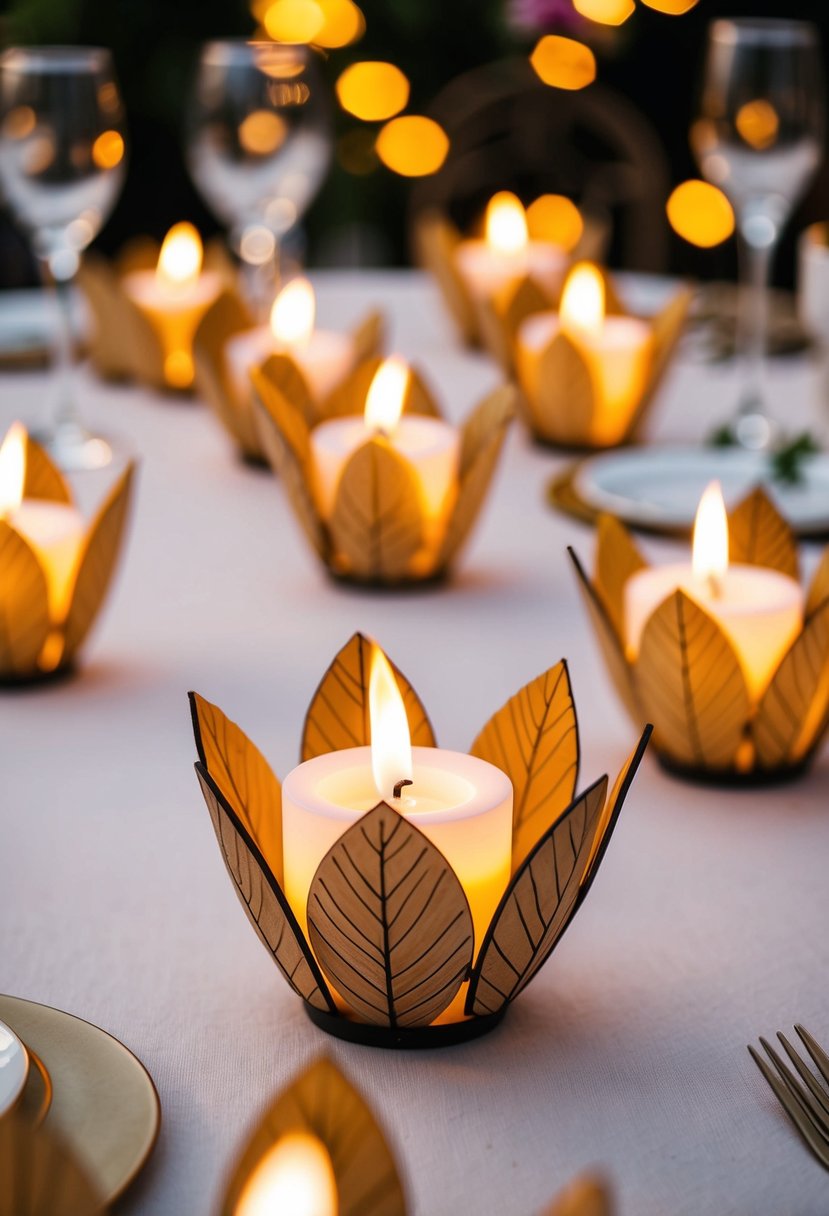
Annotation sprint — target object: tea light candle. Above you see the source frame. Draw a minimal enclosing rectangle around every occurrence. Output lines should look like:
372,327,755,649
624,481,804,699
0,422,84,620
309,357,460,523
224,278,356,405
455,192,568,302
121,222,222,389
235,1132,337,1216
516,262,653,446
282,647,513,957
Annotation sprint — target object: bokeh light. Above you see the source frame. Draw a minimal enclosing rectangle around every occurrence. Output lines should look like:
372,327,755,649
639,0,699,11
666,180,735,248
92,129,125,170
527,194,584,251
314,0,365,47
375,116,449,177
736,100,779,150
238,110,288,155
573,0,635,26
530,36,596,91
336,62,410,122
263,0,325,44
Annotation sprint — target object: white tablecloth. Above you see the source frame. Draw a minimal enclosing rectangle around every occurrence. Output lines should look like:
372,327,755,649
3,271,829,1216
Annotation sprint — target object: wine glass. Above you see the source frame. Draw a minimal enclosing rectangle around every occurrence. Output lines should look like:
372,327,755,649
693,19,825,449
0,46,127,470
187,39,332,319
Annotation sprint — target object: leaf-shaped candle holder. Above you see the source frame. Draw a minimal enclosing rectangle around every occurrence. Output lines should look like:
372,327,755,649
0,429,135,685
0,1112,104,1216
192,287,386,464
77,236,233,393
570,490,829,783
250,359,516,587
414,208,608,353
190,632,650,1049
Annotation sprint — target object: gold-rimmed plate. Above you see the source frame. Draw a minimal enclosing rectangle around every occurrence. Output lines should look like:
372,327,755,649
0,995,160,1205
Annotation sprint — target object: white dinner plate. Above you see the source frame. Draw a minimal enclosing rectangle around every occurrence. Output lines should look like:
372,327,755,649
0,1017,29,1115
574,446,829,535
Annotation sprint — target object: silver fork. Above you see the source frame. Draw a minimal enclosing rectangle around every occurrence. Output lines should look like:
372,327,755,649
749,1025,829,1169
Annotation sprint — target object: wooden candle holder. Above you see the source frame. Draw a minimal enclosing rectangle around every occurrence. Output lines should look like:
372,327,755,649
570,491,829,784
0,1110,103,1216
496,273,691,451
77,237,234,393
190,632,651,1050
414,208,608,353
251,360,516,587
218,1053,614,1216
0,436,134,685
192,295,385,465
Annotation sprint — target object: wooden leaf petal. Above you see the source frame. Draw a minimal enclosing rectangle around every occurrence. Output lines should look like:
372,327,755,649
627,287,692,439
22,434,72,503
471,661,580,871
635,590,750,770
62,464,134,662
435,384,515,572
322,357,442,422
479,276,553,374
534,332,596,446
251,377,328,560
0,522,50,677
192,290,261,458
257,352,315,426
196,765,335,1014
594,513,647,643
466,776,608,1017
0,1112,104,1216
414,209,478,343
190,691,283,885
728,486,798,579
328,440,423,582
218,1056,406,1216
568,547,643,727
541,1174,614,1216
302,631,435,761
806,547,829,617
307,802,474,1027
753,598,829,767
351,309,385,366
580,725,652,893
78,252,165,385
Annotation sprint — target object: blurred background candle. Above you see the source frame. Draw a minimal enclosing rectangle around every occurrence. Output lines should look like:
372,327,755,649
454,191,569,302
516,262,653,446
0,422,84,619
624,480,804,698
281,646,513,957
309,356,459,523
224,277,356,405
234,1132,337,1216
121,222,222,388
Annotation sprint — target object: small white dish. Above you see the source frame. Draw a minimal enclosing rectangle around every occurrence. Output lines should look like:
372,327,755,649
0,1017,29,1115
574,445,829,535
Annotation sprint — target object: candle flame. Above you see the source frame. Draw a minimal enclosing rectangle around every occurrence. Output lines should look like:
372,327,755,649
692,480,729,590
560,262,605,338
0,421,26,515
156,222,203,289
369,645,413,802
270,277,316,349
234,1133,337,1216
485,191,528,257
364,356,409,436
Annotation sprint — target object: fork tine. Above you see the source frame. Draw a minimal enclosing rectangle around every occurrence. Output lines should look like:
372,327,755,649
749,1045,829,1170
777,1032,829,1121
759,1037,829,1139
795,1026,829,1089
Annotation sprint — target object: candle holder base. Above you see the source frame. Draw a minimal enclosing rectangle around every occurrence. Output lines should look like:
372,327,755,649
656,753,811,789
305,1004,507,1050
0,661,78,690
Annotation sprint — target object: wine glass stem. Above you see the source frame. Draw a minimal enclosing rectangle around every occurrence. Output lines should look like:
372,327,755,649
41,260,81,436
736,230,774,420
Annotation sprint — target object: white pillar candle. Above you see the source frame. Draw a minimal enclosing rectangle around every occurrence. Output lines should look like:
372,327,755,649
309,357,460,524
121,222,222,388
455,191,568,302
624,481,804,699
516,262,653,446
223,277,356,406
0,422,84,620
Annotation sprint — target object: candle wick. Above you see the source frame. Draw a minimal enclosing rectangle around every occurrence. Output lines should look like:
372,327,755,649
393,778,413,799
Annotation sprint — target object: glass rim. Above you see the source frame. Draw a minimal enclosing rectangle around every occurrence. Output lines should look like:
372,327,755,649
709,18,819,47
0,45,113,72
199,38,313,65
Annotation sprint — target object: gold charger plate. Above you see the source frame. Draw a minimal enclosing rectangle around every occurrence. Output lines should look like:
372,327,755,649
0,994,160,1205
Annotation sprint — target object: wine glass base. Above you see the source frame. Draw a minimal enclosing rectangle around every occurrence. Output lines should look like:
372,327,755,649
31,421,114,472
734,410,775,451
